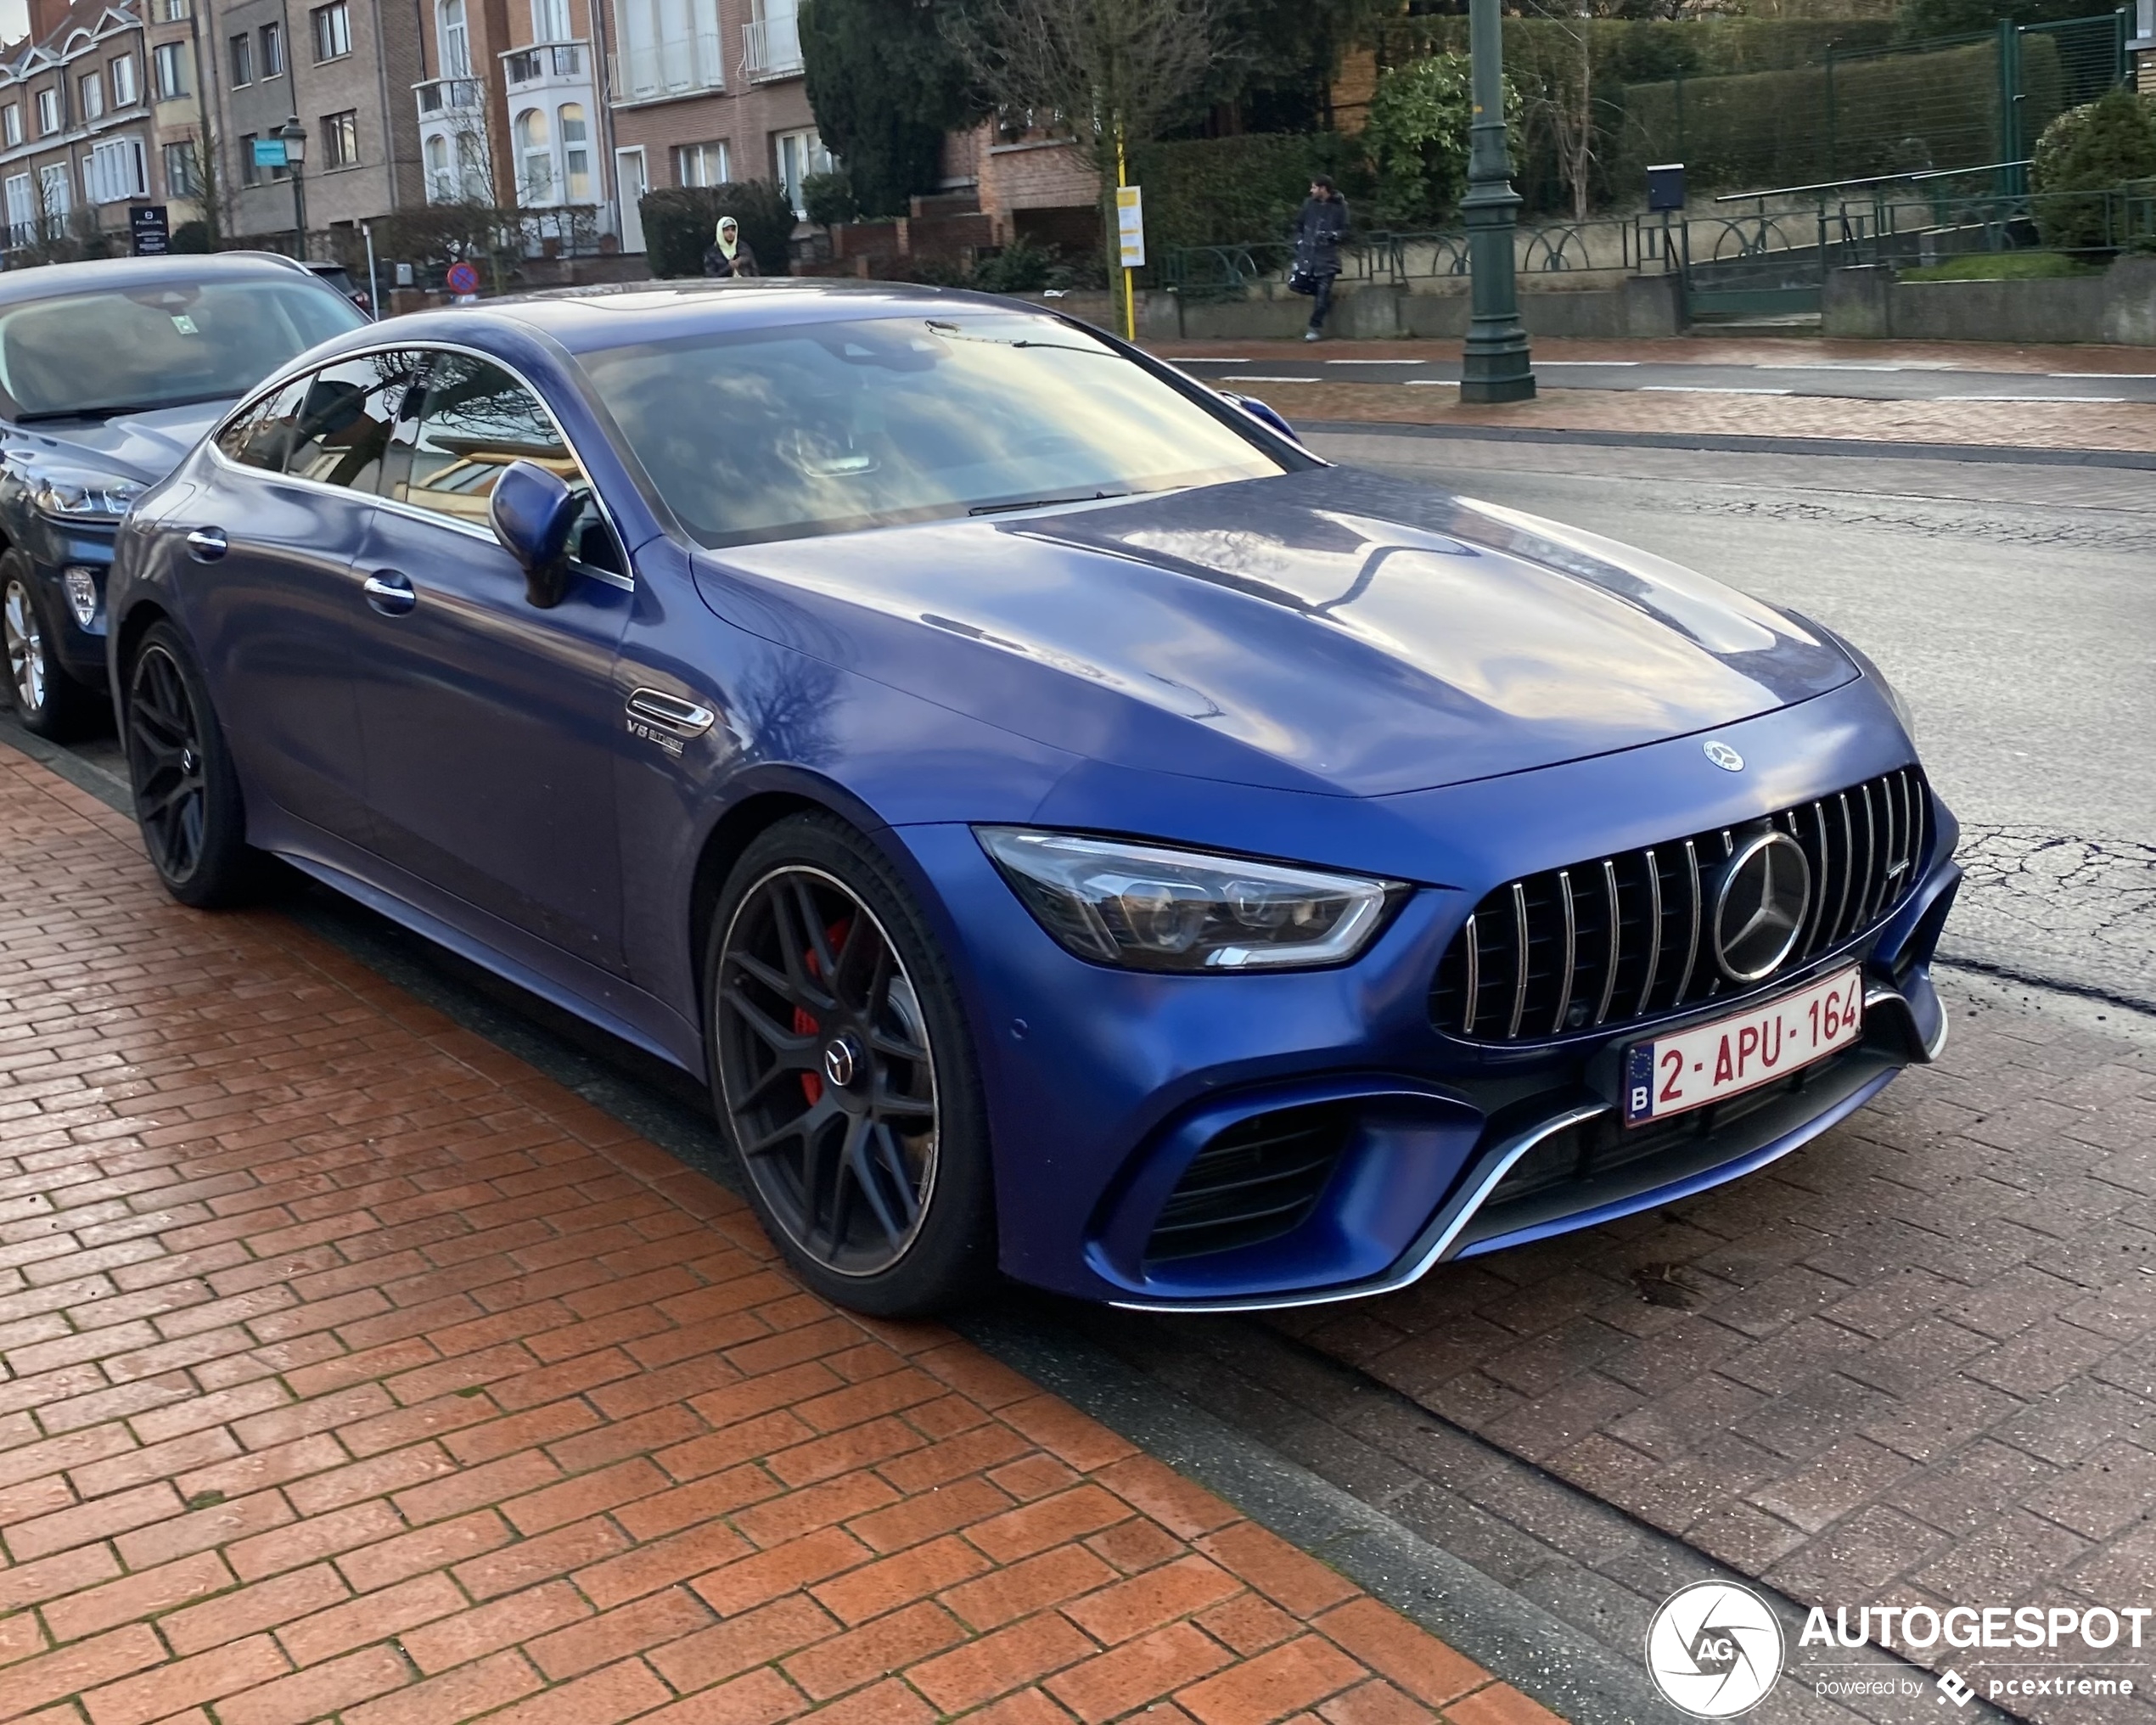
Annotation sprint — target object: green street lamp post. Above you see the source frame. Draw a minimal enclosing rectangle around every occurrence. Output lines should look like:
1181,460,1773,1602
1459,0,1536,403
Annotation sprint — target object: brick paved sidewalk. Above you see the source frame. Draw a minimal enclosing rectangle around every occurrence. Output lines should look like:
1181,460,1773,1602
0,743,1554,1725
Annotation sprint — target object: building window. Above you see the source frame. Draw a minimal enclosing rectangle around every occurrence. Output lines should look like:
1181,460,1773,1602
515,107,552,200
772,127,828,216
261,21,284,76
79,70,104,122
162,138,200,196
110,55,137,106
559,102,589,200
152,43,188,100
2136,0,2153,44
1,106,19,148
156,0,189,19
228,32,252,85
673,139,727,187
321,109,359,168
312,2,351,62
34,88,58,135
531,0,569,41
4,172,32,240
39,161,69,217
438,0,469,77
424,133,450,199
239,130,258,184
87,138,144,203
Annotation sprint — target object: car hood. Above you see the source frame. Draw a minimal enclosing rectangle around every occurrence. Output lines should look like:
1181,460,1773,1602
694,465,1857,798
3,398,233,488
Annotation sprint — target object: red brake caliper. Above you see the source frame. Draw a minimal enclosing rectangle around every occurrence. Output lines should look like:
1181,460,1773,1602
795,917,853,1106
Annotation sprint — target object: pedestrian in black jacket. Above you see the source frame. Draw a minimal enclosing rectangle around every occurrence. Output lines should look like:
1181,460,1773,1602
1291,177,1349,341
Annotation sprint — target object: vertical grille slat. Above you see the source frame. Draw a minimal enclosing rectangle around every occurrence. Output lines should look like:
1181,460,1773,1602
1430,767,1931,1043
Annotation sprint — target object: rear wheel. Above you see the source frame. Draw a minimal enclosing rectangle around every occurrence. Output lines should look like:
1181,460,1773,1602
3,561,96,740
706,814,994,1314
123,622,261,907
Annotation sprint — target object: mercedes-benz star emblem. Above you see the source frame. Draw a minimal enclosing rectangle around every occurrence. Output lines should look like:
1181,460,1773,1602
820,1037,859,1091
1645,1581,1783,1717
1714,831,1812,983
1704,740,1744,772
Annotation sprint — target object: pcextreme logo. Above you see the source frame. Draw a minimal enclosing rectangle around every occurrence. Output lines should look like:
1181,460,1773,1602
1646,1582,1784,1717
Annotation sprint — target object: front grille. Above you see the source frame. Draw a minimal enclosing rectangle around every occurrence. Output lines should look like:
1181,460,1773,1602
1431,767,1929,1043
1144,1104,1350,1263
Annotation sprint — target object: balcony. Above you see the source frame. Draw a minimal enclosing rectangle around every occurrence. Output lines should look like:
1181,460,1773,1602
503,41,584,91
742,13,801,80
606,32,722,104
414,76,483,115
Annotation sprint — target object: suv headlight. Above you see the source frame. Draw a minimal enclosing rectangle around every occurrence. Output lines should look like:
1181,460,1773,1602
29,473,143,523
977,828,1401,972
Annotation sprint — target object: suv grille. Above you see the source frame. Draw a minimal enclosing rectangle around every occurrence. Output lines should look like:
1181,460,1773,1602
1430,767,1929,1043
1144,1104,1350,1263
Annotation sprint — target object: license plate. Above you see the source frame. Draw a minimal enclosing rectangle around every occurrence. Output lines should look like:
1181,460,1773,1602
1623,967,1864,1126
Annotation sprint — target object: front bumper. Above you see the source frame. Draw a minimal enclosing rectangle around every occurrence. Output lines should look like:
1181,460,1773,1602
892,677,1959,1311
20,526,115,690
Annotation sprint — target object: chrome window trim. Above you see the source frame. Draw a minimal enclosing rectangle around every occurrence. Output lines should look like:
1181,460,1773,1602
202,337,635,593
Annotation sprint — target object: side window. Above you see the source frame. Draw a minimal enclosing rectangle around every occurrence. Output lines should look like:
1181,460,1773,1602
394,351,621,571
282,351,423,494
213,374,308,471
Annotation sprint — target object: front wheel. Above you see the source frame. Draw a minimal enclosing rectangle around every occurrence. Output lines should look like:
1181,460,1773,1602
122,621,261,907
3,561,96,739
705,814,995,1315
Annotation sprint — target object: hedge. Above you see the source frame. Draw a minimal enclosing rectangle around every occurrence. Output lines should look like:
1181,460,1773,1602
1620,34,2062,193
638,181,798,278
1127,132,1371,261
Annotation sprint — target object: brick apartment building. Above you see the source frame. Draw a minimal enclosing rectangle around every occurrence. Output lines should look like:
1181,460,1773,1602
0,0,182,254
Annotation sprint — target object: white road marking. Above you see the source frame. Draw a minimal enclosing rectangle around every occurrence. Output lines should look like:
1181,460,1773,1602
1403,379,1460,386
1641,385,1794,396
1221,375,1322,384
1939,393,2128,403
1539,360,1642,367
1324,357,1419,364
2047,372,2156,379
1751,362,1907,371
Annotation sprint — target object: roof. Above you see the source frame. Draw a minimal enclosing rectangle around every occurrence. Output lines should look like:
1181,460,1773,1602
0,251,328,308
452,278,1049,356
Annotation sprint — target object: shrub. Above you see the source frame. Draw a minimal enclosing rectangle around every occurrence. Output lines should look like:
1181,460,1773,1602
801,170,858,228
2031,88,2156,249
639,180,798,278
969,235,1061,294
169,219,211,254
1361,53,1483,229
1127,131,1369,260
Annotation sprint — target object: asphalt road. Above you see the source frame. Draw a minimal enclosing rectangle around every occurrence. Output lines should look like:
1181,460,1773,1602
1170,354,2156,404
1305,428,2156,1008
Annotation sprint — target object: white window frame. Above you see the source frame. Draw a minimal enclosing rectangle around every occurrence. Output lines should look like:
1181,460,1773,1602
515,105,553,202
34,87,59,135
438,0,469,76
312,2,351,63
772,126,828,217
531,0,569,42
261,21,284,76
322,108,359,168
161,138,200,196
673,139,727,188
79,70,104,122
87,136,146,203
110,54,137,106
41,160,71,216
4,173,33,238
0,105,19,148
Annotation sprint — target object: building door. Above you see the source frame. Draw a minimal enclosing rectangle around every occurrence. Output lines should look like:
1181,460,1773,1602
616,146,647,251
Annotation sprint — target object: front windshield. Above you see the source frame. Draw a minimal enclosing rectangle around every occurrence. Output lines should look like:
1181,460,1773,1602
575,311,1290,548
0,278,365,420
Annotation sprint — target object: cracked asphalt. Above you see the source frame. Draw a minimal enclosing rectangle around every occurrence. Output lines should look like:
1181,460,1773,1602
1307,430,2156,1009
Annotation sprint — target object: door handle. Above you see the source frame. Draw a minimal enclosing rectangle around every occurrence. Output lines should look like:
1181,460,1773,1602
362,571,417,616
185,528,227,561
626,688,716,738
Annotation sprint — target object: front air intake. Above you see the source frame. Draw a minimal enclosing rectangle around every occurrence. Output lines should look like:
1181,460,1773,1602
1143,1104,1350,1264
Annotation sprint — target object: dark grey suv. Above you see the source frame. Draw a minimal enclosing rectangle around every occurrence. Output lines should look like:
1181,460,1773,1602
1,250,363,736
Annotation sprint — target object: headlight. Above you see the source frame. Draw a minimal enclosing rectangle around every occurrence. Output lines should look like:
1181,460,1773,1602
29,474,143,522
976,828,1400,972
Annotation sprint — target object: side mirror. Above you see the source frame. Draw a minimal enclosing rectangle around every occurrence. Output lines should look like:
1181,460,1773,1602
489,458,578,609
1218,390,1301,446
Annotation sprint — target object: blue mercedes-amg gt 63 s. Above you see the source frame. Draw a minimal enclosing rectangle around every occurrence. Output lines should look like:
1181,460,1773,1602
108,282,1958,1317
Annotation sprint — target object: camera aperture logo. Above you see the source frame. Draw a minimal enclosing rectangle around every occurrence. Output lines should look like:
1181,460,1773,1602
1647,1582,1785,1717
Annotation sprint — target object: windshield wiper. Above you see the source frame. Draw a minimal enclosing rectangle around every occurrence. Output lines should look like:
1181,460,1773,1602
16,391,233,424
969,490,1130,517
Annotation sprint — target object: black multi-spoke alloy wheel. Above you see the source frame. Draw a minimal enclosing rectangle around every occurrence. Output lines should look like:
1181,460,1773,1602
707,815,993,1315
3,555,94,739
123,622,260,907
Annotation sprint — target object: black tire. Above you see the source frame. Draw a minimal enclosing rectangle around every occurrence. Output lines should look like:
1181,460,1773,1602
705,812,995,1315
3,558,98,740
122,621,262,908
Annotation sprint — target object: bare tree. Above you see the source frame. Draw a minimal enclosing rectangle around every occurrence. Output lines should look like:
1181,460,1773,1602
948,0,1222,272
